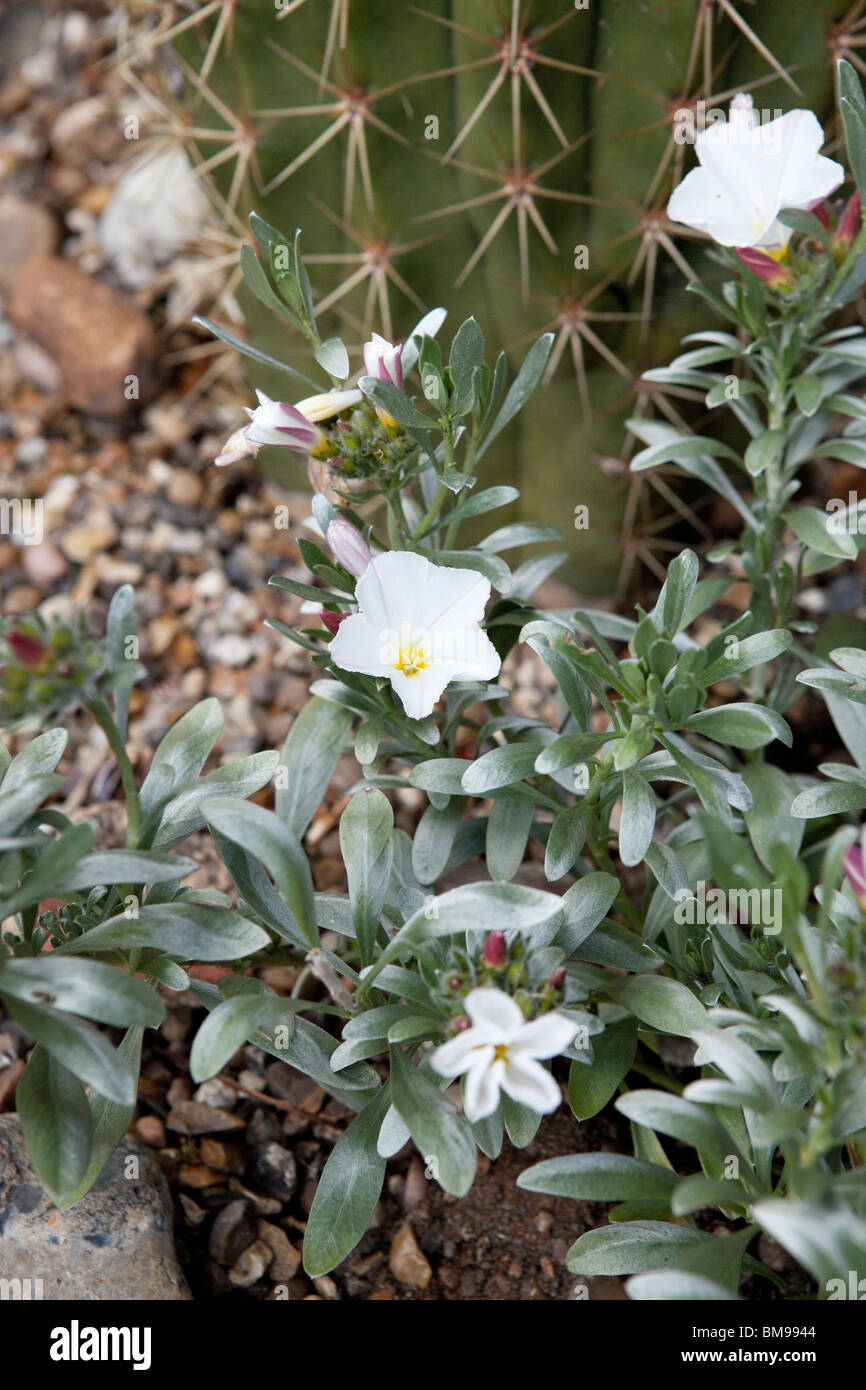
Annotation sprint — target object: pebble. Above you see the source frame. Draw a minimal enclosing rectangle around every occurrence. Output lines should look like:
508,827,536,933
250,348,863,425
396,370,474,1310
313,1274,340,1300
0,192,58,294
178,1194,208,1227
227,1177,283,1216
403,1156,427,1212
15,435,47,465
208,1199,259,1266
228,1238,273,1288
177,1164,225,1190
166,1099,245,1135
199,1138,245,1175
21,539,68,587
134,1115,166,1148
192,1077,238,1109
61,518,118,563
389,1222,433,1289
208,633,256,668
251,1142,297,1202
9,254,159,416
257,1221,301,1282
167,467,204,507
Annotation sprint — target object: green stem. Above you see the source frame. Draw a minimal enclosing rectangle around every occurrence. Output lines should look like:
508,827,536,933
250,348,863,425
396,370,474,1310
85,695,142,851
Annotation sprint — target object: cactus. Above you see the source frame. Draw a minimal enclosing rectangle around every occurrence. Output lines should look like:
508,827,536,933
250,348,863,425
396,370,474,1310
128,0,852,591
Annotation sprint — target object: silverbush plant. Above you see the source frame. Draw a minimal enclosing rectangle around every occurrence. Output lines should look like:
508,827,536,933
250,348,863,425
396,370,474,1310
7,57,866,1301
0,590,279,1206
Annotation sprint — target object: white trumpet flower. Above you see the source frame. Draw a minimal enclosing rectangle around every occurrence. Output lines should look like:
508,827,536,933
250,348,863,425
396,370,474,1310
328,550,501,719
431,987,578,1123
667,97,844,250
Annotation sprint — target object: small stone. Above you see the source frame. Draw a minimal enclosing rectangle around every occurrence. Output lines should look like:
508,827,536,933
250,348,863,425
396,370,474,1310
134,1115,166,1148
0,1114,190,1299
178,1194,207,1227
167,1100,245,1135
148,615,181,656
192,1077,237,1110
209,1199,259,1267
535,1209,554,1235
227,1177,283,1216
21,540,68,587
9,254,159,416
167,468,204,507
15,435,46,465
389,1222,432,1290
403,1156,427,1212
247,1109,283,1147
313,1274,340,1300
177,1164,225,1190
258,1221,301,1282
209,633,255,667
251,1142,297,1202
166,1076,192,1108
228,1238,273,1288
237,1068,264,1096
200,1138,245,1175
61,518,118,564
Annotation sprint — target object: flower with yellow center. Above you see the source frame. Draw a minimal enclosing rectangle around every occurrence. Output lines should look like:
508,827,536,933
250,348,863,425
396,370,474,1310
667,95,843,252
328,550,501,719
431,987,579,1123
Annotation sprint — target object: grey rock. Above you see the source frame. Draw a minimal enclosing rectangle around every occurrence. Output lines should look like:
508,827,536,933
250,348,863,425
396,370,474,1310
0,1114,190,1300
192,1078,237,1110
247,1107,283,1147
208,1199,258,1267
251,1142,297,1202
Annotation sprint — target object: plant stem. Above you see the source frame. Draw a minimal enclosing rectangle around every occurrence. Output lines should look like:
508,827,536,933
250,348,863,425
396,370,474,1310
85,695,142,850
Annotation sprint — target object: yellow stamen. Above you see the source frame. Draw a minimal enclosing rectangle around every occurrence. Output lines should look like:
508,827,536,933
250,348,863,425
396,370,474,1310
493,1044,509,1062
395,646,428,678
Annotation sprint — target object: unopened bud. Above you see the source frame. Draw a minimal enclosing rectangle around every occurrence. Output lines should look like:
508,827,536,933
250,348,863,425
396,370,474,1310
321,610,349,635
547,967,566,990
7,631,48,667
326,518,372,578
835,192,862,251
483,930,507,969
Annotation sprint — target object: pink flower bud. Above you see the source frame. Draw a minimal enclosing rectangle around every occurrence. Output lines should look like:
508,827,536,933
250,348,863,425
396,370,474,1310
7,631,48,667
483,931,507,969
843,842,866,908
835,192,862,250
547,967,566,990
326,518,372,578
320,610,349,635
363,333,403,391
735,246,789,288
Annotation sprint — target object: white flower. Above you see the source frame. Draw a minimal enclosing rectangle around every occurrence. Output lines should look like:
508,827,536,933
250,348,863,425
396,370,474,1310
214,425,258,468
667,97,843,250
243,388,362,459
327,550,501,719
363,332,403,390
431,987,577,1123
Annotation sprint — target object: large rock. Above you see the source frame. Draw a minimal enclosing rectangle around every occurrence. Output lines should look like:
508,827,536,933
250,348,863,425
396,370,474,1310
0,193,58,295
0,1114,191,1300
9,254,158,416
